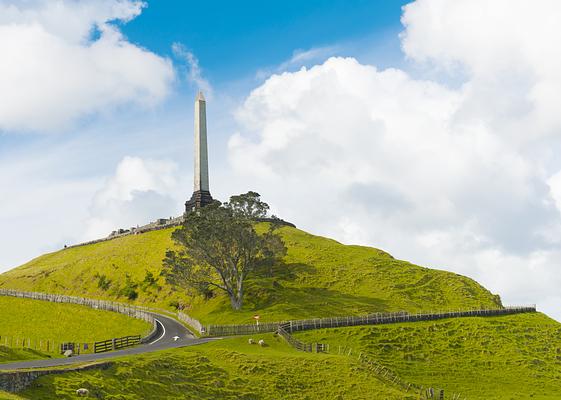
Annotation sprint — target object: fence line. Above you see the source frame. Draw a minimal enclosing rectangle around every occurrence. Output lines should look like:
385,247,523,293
277,323,327,353
0,288,154,325
94,335,141,353
276,320,467,399
177,311,204,334
0,289,159,353
344,348,466,400
0,335,78,355
204,305,536,336
0,289,207,337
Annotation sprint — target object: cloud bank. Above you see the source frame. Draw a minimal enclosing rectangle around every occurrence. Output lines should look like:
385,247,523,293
0,0,174,132
84,156,182,240
229,0,561,319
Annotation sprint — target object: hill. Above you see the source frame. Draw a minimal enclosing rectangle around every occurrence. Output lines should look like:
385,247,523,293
0,225,558,399
0,225,501,325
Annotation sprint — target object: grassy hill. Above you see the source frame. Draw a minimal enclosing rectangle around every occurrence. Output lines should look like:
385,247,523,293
0,225,501,325
15,335,410,400
0,296,151,362
0,224,559,399
6,313,561,400
295,312,561,399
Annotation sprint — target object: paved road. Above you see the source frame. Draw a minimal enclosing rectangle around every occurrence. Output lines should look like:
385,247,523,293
0,313,217,370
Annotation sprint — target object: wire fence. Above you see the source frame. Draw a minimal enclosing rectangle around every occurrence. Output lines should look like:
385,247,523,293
276,321,466,399
0,289,158,354
0,289,155,324
204,305,536,336
342,348,466,400
177,311,204,334
277,323,327,353
0,335,94,355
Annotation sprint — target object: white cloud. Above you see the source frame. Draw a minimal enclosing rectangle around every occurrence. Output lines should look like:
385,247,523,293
172,42,213,97
229,0,561,320
83,156,183,240
400,0,561,145
0,0,174,133
278,46,339,71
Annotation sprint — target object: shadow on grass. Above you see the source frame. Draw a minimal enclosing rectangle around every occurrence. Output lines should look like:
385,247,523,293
203,262,392,321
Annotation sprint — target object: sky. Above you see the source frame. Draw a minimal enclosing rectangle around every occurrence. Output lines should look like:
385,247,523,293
2,0,561,320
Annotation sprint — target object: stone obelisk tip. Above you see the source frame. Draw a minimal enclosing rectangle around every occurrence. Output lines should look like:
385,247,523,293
185,91,213,213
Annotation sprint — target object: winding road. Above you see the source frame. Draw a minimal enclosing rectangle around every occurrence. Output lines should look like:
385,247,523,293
0,313,216,370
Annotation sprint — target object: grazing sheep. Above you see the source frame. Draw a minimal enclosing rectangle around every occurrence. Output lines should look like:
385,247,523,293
258,339,265,347
248,338,255,344
76,388,89,396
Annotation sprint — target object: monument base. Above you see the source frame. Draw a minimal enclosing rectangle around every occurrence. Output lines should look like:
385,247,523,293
185,190,214,213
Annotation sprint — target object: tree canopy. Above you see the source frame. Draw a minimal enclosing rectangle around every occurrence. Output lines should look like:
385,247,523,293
162,192,286,310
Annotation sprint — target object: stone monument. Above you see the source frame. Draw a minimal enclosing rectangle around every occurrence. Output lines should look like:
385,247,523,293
185,91,214,212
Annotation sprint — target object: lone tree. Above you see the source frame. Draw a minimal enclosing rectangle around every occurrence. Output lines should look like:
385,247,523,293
162,192,286,310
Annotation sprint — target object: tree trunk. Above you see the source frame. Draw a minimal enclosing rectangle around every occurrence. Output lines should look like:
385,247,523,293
230,295,243,310
229,280,244,310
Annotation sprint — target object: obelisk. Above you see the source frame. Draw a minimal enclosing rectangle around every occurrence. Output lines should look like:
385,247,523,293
185,91,213,213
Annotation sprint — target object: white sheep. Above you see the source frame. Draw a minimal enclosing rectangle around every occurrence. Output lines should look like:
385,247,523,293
258,339,265,347
248,338,255,344
76,388,89,396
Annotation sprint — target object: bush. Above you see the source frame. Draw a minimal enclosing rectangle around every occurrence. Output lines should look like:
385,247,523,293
119,274,138,300
96,274,111,291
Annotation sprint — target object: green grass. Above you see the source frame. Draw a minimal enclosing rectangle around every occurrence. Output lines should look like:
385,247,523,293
0,225,501,325
0,225,559,399
0,296,151,361
17,335,410,400
295,313,561,399
0,346,51,363
0,391,24,400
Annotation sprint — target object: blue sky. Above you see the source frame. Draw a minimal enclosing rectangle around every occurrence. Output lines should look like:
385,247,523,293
121,0,409,83
3,0,561,320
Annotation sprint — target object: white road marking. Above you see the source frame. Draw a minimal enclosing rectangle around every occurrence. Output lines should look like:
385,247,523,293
172,336,180,341
149,319,166,345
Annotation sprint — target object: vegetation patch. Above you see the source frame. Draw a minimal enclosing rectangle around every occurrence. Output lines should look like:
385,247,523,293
0,346,51,364
19,335,410,400
0,225,501,325
295,313,561,399
0,390,24,400
0,296,151,361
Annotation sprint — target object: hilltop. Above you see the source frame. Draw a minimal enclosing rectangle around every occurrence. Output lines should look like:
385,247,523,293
0,225,501,325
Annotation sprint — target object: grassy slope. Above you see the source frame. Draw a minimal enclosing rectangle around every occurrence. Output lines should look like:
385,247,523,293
0,226,559,399
17,335,409,400
0,296,151,362
295,313,561,399
0,226,501,325
0,391,23,400
0,346,50,363
0,296,151,343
